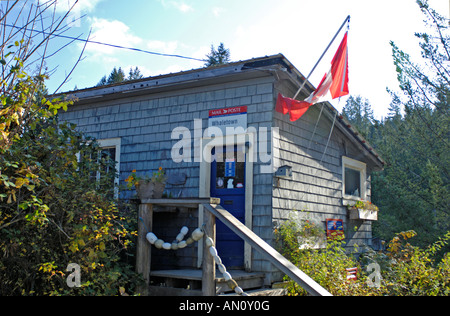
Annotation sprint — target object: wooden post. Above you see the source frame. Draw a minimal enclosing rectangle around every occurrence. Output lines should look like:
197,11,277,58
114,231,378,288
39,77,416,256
202,208,216,296
136,203,153,295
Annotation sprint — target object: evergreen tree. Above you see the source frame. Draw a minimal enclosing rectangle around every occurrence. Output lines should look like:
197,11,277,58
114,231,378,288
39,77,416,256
128,67,144,81
342,95,375,139
107,67,126,84
372,0,450,249
96,75,107,87
204,43,231,67
96,66,144,87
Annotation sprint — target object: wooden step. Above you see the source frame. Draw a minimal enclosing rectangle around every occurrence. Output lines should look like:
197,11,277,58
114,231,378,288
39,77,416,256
149,269,265,296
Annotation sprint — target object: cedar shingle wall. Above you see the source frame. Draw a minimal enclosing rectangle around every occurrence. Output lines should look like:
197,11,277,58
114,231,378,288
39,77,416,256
59,76,276,273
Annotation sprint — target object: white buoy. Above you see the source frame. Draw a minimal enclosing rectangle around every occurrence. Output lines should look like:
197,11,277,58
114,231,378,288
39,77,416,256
154,239,164,249
191,228,204,241
209,246,218,257
180,226,189,235
146,232,158,244
218,263,226,274
176,233,185,242
222,271,232,281
205,237,214,248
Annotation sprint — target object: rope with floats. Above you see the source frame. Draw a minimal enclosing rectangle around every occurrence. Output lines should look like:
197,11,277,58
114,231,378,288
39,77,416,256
140,218,248,296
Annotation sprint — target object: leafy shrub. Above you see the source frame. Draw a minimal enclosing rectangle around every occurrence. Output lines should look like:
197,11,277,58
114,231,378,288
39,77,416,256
382,230,450,296
0,62,141,295
274,219,450,296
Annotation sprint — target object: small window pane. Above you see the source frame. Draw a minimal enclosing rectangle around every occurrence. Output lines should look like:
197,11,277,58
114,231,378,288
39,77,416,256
100,147,116,174
345,167,361,197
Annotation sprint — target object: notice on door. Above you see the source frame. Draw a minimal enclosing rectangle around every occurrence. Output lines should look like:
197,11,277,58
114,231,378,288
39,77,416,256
208,106,247,136
225,158,235,177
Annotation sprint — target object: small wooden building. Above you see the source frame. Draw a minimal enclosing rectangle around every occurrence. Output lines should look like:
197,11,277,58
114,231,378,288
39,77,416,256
59,54,384,293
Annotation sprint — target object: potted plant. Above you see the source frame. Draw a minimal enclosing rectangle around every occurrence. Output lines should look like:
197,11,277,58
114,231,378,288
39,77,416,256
125,167,166,200
347,200,379,221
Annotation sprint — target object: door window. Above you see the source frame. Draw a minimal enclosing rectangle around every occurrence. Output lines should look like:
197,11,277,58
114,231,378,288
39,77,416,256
213,147,245,190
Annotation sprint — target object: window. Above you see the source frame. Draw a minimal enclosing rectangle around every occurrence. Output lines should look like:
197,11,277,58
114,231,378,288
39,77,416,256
96,138,121,198
75,138,121,198
213,147,245,190
342,156,366,201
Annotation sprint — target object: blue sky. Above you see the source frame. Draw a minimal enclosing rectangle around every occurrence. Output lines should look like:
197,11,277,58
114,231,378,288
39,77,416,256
6,0,449,119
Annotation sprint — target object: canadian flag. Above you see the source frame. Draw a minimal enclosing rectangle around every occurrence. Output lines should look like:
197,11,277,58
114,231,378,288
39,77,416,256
276,32,349,122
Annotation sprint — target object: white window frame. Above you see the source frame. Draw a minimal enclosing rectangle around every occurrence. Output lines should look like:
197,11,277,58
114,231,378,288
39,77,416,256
97,138,121,199
342,156,367,203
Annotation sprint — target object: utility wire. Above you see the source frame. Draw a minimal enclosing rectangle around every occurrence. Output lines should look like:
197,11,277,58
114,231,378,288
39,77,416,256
4,23,206,62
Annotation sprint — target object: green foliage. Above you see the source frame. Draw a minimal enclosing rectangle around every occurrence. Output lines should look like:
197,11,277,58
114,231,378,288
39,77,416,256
342,95,375,139
96,66,144,87
274,220,450,296
382,230,450,296
274,219,379,296
1,59,141,295
125,167,166,189
349,200,379,212
204,43,231,67
342,1,449,250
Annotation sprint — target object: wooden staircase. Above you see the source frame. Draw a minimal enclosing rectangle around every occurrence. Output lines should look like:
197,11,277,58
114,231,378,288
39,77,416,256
136,198,332,296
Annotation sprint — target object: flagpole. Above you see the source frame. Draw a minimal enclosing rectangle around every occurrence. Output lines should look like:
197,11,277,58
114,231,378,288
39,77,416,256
293,15,350,100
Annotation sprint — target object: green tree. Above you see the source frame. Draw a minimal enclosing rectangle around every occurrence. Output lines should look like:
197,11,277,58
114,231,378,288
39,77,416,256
372,0,449,249
108,67,126,84
342,95,375,139
96,66,144,86
128,66,144,81
204,42,231,67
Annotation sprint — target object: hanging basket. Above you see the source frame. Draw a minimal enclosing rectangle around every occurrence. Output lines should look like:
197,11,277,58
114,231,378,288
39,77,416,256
136,181,166,200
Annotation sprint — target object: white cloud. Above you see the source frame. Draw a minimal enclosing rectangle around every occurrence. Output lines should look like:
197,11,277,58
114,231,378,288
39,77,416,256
147,40,178,54
54,0,104,13
176,3,193,13
191,45,209,61
80,17,197,76
212,7,224,17
84,18,143,55
159,0,194,13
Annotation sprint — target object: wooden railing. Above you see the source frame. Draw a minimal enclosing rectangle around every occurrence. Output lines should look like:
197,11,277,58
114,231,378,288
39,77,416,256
202,203,332,296
136,198,332,296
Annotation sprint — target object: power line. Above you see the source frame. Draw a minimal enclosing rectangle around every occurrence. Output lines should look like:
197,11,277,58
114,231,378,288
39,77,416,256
4,23,206,62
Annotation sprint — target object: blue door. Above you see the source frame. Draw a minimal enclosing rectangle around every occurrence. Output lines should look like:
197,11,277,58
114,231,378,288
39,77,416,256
210,146,245,269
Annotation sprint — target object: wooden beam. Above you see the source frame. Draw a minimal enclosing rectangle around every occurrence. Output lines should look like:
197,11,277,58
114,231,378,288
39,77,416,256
141,198,220,208
202,209,216,296
136,203,153,295
202,203,332,296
